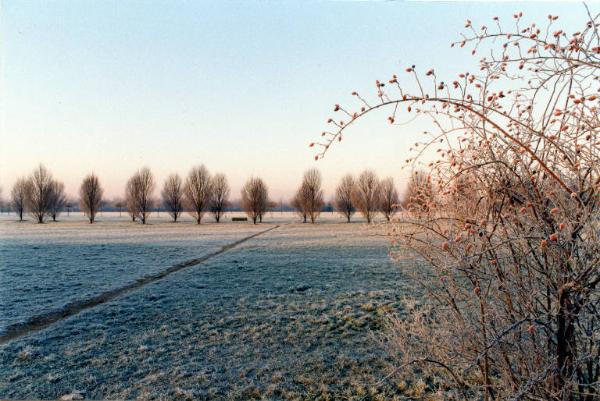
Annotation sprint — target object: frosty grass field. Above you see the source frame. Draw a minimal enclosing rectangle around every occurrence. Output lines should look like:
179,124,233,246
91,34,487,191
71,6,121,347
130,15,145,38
0,212,417,400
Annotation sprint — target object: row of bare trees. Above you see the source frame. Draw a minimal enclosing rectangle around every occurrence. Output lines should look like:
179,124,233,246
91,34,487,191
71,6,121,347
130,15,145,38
332,170,400,223
291,169,408,223
11,165,105,224
10,165,410,225
124,165,269,225
8,164,270,225
291,168,405,224
11,165,69,223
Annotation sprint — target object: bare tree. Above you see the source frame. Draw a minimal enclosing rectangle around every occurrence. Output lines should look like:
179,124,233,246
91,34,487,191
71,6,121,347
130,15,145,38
291,188,308,223
184,165,212,224
11,178,29,221
351,170,379,223
210,173,230,223
126,168,155,224
125,180,137,222
161,174,183,222
48,180,67,222
292,168,324,223
335,174,355,222
378,177,399,221
26,165,54,223
315,10,600,401
113,198,125,217
136,168,154,225
79,173,103,223
241,177,269,224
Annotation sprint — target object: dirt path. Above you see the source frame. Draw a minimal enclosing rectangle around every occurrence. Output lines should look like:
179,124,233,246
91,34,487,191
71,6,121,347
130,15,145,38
0,225,279,345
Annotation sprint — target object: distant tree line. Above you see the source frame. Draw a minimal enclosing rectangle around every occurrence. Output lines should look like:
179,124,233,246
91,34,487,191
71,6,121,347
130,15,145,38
5,164,428,225
6,164,272,225
291,168,422,224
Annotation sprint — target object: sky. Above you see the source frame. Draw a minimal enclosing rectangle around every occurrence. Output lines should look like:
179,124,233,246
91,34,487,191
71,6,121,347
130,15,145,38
0,1,596,200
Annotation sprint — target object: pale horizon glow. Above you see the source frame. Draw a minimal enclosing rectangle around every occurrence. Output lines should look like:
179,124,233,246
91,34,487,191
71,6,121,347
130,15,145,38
1,1,594,200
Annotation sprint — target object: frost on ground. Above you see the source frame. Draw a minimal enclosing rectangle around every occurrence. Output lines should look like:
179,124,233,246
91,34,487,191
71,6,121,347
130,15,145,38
0,213,417,400
0,214,267,334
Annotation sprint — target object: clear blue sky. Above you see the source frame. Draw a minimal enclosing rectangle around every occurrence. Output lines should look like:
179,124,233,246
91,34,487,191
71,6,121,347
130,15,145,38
1,1,594,199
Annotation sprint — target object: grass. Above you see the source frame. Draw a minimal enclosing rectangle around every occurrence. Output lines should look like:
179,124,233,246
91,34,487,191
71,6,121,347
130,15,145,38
0,213,420,400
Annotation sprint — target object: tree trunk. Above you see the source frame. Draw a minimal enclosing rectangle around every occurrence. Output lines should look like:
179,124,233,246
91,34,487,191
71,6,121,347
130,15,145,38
556,288,577,401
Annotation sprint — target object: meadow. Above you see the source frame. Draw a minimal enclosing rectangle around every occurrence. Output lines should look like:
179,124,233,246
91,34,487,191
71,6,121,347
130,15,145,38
0,213,417,400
